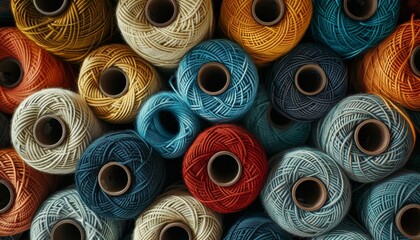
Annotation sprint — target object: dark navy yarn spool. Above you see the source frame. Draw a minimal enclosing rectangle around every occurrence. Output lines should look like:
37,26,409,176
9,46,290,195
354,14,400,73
75,130,166,220
312,217,372,240
0,112,10,148
267,43,347,122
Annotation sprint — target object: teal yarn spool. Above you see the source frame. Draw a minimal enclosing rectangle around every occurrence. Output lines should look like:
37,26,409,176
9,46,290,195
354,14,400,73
241,86,311,156
312,93,416,183
136,92,201,159
30,187,122,240
0,112,9,148
312,217,372,240
261,147,351,237
174,39,259,122
267,43,347,122
353,171,420,239
310,0,400,59
75,130,166,220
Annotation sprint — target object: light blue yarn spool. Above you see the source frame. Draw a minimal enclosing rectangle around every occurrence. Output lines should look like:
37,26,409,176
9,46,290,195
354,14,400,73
261,147,352,237
312,93,415,183
174,39,259,123
241,86,311,156
136,91,201,159
310,0,400,59
312,217,372,240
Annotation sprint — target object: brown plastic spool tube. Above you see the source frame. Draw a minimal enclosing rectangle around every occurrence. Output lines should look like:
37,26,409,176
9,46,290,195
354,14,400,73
268,106,292,129
396,204,420,239
0,58,23,89
294,64,327,96
207,151,243,187
197,62,231,96
33,115,68,149
410,45,420,78
145,0,179,27
343,0,378,21
252,0,285,26
354,119,390,155
99,67,129,98
32,0,70,17
159,222,193,240
98,162,132,197
51,219,85,240
292,177,328,212
0,180,14,214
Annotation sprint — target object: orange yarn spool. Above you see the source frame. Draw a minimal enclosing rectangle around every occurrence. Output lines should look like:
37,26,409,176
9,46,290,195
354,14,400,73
353,19,420,110
219,0,312,65
0,27,73,114
0,148,56,237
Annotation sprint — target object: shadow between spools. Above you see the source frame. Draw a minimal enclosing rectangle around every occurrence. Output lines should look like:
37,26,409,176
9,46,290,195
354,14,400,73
98,162,132,197
410,45,420,78
207,151,243,187
343,0,378,21
294,64,327,96
51,219,85,240
268,106,292,129
33,115,68,149
396,204,420,239
0,180,14,214
354,119,390,155
197,62,231,96
33,0,70,17
145,0,179,27
292,177,328,211
0,58,23,89
252,0,285,26
99,67,129,98
159,222,193,240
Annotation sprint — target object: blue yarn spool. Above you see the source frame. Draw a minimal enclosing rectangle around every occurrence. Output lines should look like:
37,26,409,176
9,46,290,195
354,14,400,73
0,112,9,148
312,217,372,240
241,86,311,156
174,39,259,122
267,43,347,122
353,171,420,239
136,92,201,159
223,213,292,240
310,0,400,59
312,93,416,183
261,147,352,237
75,130,166,220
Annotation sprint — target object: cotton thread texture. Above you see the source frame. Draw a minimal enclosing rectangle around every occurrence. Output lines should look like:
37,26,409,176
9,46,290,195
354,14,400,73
0,112,9,148
76,130,166,220
312,217,372,240
78,44,162,124
220,0,312,65
11,88,103,175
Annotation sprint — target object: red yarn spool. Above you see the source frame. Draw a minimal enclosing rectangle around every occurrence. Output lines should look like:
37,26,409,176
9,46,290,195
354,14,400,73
183,124,268,213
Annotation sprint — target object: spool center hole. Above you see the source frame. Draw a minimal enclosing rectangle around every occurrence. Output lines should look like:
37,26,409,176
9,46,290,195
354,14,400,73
269,107,291,127
0,182,12,211
100,164,130,194
157,110,179,136
209,154,240,186
399,207,420,237
161,226,190,240
33,0,66,14
411,46,420,76
295,179,324,209
99,68,128,97
295,65,327,96
34,117,65,147
0,58,22,88
356,121,389,154
344,0,377,20
254,0,282,24
147,0,176,25
52,222,83,240
198,63,230,95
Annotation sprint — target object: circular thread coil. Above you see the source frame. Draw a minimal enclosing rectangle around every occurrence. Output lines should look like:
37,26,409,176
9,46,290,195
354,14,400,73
116,0,214,69
75,130,166,220
261,147,351,237
11,88,103,175
183,124,268,213
0,112,10,148
0,27,73,114
312,216,372,240
136,91,201,159
78,44,162,124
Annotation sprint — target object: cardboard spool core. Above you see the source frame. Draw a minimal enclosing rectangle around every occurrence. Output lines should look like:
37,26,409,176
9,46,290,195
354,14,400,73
159,222,192,240
33,115,67,149
99,67,129,98
0,58,23,88
292,177,328,211
343,0,378,21
294,64,327,96
51,219,85,240
145,0,178,27
157,110,180,136
396,204,420,239
98,162,132,197
0,180,14,214
33,0,70,16
410,45,420,77
197,62,231,96
268,106,292,128
354,119,390,155
252,0,285,26
207,151,243,187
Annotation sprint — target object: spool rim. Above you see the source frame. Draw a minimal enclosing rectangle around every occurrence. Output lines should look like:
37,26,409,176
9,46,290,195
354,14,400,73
99,67,129,98
396,204,420,239
294,64,328,96
251,0,285,26
33,0,70,17
207,151,243,187
0,58,23,88
354,119,390,155
145,0,179,27
159,222,193,240
343,0,378,21
98,162,132,196
0,180,14,214
267,106,292,129
291,177,328,212
197,62,231,96
410,45,420,77
51,219,85,240
33,115,68,149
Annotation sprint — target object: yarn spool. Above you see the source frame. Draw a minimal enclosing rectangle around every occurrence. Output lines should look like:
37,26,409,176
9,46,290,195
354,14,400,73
262,147,351,237
241,87,311,156
219,0,312,65
353,19,420,110
312,94,416,183
310,0,400,59
183,124,267,213
75,130,166,220
133,185,223,240
11,88,102,175
116,0,214,70
78,44,162,124
0,148,56,237
354,171,420,239
136,92,201,159
175,39,259,122
0,28,73,114
11,0,114,63
267,43,348,122
312,217,371,240
0,112,10,148
30,187,122,240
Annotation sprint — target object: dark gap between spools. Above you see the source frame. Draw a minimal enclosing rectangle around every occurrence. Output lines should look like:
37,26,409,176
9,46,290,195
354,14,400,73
207,151,242,187
292,177,328,212
396,204,420,239
0,58,23,88
98,162,132,197
145,0,179,27
0,180,14,213
33,0,70,17
343,0,378,21
99,67,129,98
159,222,192,240
51,219,85,240
33,115,67,149
198,62,231,96
268,106,292,128
294,64,327,96
252,0,285,26
354,119,390,155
